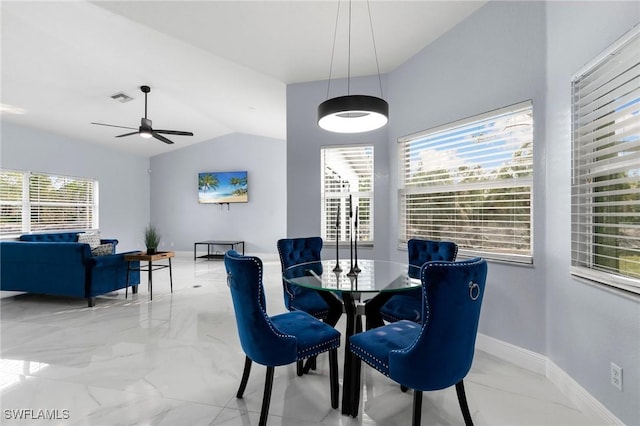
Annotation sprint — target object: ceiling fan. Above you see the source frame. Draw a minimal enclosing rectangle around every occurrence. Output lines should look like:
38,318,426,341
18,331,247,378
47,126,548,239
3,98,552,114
91,85,193,144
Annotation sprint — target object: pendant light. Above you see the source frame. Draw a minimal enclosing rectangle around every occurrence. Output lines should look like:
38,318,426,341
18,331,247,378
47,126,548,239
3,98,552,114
318,0,388,133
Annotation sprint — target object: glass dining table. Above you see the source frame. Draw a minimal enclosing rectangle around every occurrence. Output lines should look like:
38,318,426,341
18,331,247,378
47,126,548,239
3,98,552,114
283,258,421,416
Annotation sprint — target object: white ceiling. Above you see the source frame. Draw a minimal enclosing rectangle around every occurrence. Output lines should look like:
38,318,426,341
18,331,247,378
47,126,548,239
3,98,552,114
1,1,485,157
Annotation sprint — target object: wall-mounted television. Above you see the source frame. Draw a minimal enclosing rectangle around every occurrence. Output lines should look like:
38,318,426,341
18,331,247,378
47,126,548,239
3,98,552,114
198,171,248,204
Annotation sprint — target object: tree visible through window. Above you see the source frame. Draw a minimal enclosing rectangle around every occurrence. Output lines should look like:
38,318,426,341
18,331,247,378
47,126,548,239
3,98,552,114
398,101,534,263
0,170,98,236
321,146,374,245
571,26,640,293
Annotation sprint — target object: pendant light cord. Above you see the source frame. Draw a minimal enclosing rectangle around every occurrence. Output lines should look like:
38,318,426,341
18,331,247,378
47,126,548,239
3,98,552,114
366,0,384,98
347,0,352,96
326,1,342,100
324,0,384,100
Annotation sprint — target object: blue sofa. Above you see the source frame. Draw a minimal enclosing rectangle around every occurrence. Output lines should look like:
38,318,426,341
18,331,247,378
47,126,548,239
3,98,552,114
0,232,140,307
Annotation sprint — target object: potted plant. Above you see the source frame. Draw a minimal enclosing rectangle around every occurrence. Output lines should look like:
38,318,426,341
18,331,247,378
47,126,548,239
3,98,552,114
144,225,161,255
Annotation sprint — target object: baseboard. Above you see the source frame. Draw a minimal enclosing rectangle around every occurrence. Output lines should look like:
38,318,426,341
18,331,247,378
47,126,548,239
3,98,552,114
476,333,623,425
546,360,624,425
476,333,547,375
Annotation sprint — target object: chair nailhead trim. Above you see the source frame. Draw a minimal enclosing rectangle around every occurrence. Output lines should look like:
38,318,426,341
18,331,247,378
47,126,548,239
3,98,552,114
350,344,390,377
298,336,340,359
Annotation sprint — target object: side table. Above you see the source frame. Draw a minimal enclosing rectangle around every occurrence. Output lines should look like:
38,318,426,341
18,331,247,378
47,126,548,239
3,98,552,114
124,251,175,300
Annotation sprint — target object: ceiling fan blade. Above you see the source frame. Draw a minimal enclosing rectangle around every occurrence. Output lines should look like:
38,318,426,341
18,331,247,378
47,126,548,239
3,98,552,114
154,129,194,136
115,131,140,138
91,122,137,130
152,133,174,144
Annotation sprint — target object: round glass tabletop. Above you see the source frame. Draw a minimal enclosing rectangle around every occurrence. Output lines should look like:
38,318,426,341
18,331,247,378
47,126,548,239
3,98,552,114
283,259,421,294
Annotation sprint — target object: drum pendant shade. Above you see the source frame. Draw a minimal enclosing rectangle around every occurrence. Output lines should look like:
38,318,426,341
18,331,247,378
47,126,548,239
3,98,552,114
318,95,388,133
318,0,388,134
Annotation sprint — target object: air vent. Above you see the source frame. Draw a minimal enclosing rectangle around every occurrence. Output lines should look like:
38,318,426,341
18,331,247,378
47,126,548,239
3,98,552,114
110,92,134,103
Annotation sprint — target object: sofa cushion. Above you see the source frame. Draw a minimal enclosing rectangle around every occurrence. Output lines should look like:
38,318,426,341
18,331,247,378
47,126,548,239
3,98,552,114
78,232,101,249
91,243,114,256
20,232,78,242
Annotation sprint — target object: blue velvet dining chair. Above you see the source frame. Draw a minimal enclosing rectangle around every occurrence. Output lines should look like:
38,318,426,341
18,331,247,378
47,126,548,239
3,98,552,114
224,250,341,426
277,237,343,374
277,237,343,326
366,239,457,328
349,257,487,425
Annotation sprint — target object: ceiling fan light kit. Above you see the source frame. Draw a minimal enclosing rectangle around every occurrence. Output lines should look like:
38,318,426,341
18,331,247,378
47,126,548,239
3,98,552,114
91,85,193,144
318,0,389,134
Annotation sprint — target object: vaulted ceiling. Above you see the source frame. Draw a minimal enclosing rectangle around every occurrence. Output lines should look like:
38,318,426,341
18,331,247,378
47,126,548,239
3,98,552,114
1,1,485,157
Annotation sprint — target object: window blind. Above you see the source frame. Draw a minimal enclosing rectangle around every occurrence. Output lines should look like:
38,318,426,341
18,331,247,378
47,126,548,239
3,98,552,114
0,169,98,236
571,25,640,293
30,173,97,232
0,170,25,236
321,145,374,244
399,101,534,263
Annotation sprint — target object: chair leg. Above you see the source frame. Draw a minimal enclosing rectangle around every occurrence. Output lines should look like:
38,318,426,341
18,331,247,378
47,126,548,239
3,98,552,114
296,360,304,376
412,390,423,426
237,356,252,398
350,354,362,417
259,366,275,426
329,348,339,409
303,356,317,373
319,291,343,327
455,380,474,426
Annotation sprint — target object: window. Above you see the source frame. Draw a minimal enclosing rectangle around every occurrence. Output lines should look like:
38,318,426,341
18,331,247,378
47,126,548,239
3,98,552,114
321,146,374,245
398,101,534,264
571,26,640,294
0,170,98,237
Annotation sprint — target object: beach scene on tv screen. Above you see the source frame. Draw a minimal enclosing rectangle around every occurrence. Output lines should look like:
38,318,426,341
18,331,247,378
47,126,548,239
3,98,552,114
198,171,248,203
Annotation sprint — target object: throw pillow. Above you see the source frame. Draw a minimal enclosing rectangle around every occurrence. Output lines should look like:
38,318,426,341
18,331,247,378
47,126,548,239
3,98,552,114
78,231,101,249
91,243,114,256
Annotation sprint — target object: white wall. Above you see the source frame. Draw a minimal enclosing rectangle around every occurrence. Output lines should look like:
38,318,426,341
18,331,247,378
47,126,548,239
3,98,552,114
149,132,286,254
0,122,149,251
545,3,639,424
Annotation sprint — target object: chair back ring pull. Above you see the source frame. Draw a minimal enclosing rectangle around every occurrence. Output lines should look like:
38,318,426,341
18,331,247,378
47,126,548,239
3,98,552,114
469,281,480,301
227,272,232,288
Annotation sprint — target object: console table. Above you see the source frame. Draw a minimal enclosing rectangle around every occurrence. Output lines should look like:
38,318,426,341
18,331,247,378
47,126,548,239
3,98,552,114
194,240,245,260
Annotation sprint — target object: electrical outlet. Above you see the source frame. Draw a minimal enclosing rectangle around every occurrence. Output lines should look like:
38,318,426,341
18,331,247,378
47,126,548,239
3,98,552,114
611,362,623,391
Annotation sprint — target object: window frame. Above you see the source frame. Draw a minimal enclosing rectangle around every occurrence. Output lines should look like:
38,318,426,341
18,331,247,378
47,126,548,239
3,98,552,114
570,24,640,295
0,169,99,238
398,100,534,264
320,144,374,246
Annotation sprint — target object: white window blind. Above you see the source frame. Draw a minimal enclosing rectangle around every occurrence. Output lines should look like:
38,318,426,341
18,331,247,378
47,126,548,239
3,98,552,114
398,101,534,263
321,145,374,244
571,25,640,294
0,170,25,236
0,170,98,236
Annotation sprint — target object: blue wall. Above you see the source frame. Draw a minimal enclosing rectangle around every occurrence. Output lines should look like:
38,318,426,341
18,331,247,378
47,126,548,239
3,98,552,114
387,0,548,353
286,2,639,424
0,122,150,252
287,75,391,260
545,2,639,423
150,132,286,254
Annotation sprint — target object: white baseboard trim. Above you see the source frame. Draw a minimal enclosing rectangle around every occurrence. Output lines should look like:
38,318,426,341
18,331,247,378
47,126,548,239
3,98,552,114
476,333,547,375
476,333,623,425
546,360,624,425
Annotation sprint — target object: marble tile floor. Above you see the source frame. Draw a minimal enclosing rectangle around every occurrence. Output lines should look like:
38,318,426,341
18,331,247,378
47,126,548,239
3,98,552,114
1,253,605,426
